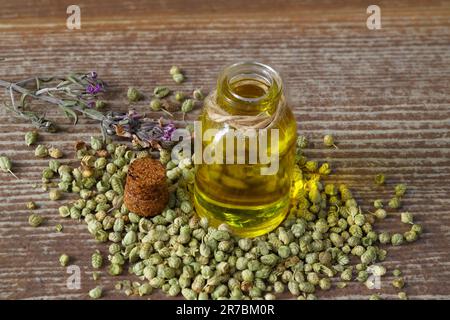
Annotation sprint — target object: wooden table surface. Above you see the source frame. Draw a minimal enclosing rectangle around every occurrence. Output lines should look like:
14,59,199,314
0,0,449,300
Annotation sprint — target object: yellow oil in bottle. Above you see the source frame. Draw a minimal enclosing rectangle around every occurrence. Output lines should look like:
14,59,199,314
194,62,297,237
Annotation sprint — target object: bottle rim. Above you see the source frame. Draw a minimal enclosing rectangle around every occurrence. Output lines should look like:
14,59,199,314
218,61,283,105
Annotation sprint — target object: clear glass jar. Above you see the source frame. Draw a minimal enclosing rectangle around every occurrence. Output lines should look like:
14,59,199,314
194,62,297,237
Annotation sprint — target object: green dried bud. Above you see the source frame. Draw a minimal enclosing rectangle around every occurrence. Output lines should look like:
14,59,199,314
361,249,376,264
299,282,315,294
392,277,405,289
55,224,63,232
59,254,70,267
260,254,279,266
388,197,401,209
149,98,162,111
35,145,48,158
391,233,404,246
91,250,103,269
277,245,291,259
323,134,337,148
59,206,70,218
170,65,181,75
95,157,107,170
318,278,331,290
378,232,391,244
318,163,331,175
357,270,369,282
374,173,385,185
373,199,383,209
49,147,63,159
49,189,61,201
398,292,408,300
138,283,153,296
404,230,418,242
181,99,194,113
95,100,107,109
341,268,353,281
28,213,44,227
401,212,414,224
392,269,402,277
394,183,407,197
174,91,185,102
106,163,117,174
168,284,181,297
411,224,423,235
305,160,318,172
172,72,184,84
297,135,308,149
369,265,386,276
88,286,102,299
373,208,387,220
193,88,204,100
154,86,170,99
48,159,61,173
25,131,38,146
42,168,54,179
369,294,382,300
108,263,123,276
181,288,197,300
127,87,142,102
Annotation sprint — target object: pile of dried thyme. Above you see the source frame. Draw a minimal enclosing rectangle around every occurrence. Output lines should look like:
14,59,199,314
25,130,422,300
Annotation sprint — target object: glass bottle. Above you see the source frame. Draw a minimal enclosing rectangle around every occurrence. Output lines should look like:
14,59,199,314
194,61,297,237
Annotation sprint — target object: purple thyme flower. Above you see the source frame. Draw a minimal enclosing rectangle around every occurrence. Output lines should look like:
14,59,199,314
162,123,176,141
86,83,103,95
87,101,96,108
90,71,98,79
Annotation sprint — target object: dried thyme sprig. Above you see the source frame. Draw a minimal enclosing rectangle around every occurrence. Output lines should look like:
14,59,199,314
101,110,176,149
0,72,106,131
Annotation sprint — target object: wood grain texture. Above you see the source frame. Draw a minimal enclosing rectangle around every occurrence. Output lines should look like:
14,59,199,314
0,0,449,300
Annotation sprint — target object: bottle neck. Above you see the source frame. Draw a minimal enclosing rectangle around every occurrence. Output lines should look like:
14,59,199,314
216,62,283,116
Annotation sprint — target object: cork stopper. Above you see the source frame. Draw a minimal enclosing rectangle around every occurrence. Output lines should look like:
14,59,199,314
124,157,168,217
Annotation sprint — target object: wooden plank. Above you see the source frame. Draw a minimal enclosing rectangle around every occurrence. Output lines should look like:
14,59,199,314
0,0,449,299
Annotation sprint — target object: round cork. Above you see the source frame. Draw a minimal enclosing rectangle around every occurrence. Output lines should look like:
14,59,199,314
124,157,168,217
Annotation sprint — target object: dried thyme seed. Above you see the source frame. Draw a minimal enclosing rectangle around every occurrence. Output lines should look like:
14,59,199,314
193,88,204,100
388,197,401,209
28,213,43,227
26,201,37,210
395,183,407,197
401,212,414,224
49,147,63,159
150,99,162,111
169,66,181,76
91,250,103,269
172,73,184,84
392,269,402,277
398,292,408,300
127,87,142,102
153,86,170,99
59,254,70,267
88,286,102,299
373,199,383,209
34,145,48,158
323,134,337,149
49,189,62,201
25,131,38,146
0,156,19,179
374,173,385,185
392,277,405,289
175,91,185,102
